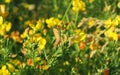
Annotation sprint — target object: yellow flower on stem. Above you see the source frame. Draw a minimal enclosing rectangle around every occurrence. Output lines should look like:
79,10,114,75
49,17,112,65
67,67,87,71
73,29,86,43
39,65,49,70
5,22,12,32
0,69,2,75
46,17,60,28
87,19,95,28
0,16,3,25
105,18,112,28
105,27,118,41
38,37,46,50
1,65,10,75
72,0,86,13
7,63,15,72
5,0,12,3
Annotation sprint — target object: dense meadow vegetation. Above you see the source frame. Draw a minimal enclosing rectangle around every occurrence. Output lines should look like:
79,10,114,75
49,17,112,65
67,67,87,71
0,0,120,75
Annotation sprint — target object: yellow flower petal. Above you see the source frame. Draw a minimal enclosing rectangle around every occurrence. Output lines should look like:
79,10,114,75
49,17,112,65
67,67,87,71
6,22,12,32
7,63,15,72
0,16,3,25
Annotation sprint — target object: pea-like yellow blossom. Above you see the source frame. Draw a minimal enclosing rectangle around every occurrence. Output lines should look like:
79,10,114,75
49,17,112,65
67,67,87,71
7,63,15,72
0,70,2,75
38,37,46,50
5,0,12,3
0,21,12,36
87,19,95,28
0,16,3,25
46,17,60,28
35,57,41,63
36,21,42,30
105,18,112,28
6,22,12,32
73,29,86,43
105,16,120,28
0,65,10,75
72,0,86,13
105,27,118,41
40,65,49,70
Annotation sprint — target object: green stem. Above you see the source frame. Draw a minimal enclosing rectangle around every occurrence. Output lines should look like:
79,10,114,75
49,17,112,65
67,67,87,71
62,1,72,21
65,14,70,22
75,12,79,26
53,0,58,10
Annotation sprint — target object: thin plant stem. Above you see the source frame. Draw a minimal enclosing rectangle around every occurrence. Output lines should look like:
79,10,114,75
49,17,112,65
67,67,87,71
62,1,72,21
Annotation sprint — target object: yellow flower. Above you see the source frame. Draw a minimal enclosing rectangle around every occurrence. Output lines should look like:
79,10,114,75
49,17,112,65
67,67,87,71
2,69,10,75
9,59,21,66
29,24,35,29
35,19,44,31
46,17,60,28
111,15,120,26
0,16,3,25
35,21,42,30
73,29,86,43
105,16,120,28
112,19,119,26
35,57,41,63
115,15,120,23
20,32,28,39
40,65,49,70
1,65,7,71
32,33,41,42
29,29,34,35
7,63,15,72
105,27,118,41
63,61,69,66
0,27,5,36
90,43,98,50
1,65,10,75
6,22,12,32
5,0,12,3
0,69,2,75
87,19,95,28
72,0,86,13
105,18,112,28
38,37,46,50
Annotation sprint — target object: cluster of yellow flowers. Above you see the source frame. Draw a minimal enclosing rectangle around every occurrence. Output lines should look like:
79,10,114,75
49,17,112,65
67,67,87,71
72,0,86,13
0,65,10,75
31,34,46,50
0,16,12,36
104,15,120,41
46,17,61,28
21,19,46,50
105,15,120,28
21,20,44,39
0,63,16,75
104,27,118,41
